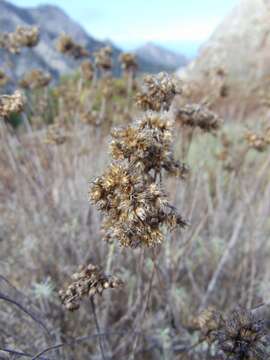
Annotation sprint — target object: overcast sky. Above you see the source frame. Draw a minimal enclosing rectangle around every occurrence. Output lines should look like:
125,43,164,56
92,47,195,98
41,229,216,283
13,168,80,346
9,0,237,56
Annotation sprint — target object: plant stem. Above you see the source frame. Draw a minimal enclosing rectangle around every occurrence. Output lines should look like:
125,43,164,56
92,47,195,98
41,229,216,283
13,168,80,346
90,297,106,360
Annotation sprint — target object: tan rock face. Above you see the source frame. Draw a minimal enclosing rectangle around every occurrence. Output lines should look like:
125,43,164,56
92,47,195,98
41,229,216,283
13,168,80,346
177,0,270,118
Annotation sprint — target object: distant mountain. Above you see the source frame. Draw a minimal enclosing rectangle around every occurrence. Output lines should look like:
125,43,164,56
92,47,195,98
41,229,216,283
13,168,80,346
177,0,270,117
136,42,187,72
0,0,122,80
0,0,187,81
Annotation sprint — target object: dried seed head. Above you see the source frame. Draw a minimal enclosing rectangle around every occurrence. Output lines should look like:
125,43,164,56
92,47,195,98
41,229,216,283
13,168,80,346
136,72,177,111
89,161,187,248
44,123,69,145
80,110,99,126
59,263,123,311
245,130,270,152
14,26,39,48
197,306,269,360
119,52,138,73
175,103,221,132
0,26,39,54
0,90,26,118
19,69,51,90
56,34,89,59
110,112,188,177
94,46,113,72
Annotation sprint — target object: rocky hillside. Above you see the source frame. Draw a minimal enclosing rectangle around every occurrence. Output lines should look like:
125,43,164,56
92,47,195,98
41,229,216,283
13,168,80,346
136,42,187,72
177,0,270,118
0,0,186,81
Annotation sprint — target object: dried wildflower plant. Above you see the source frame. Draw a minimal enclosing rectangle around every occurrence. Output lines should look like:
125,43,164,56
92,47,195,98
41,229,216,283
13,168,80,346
56,34,89,59
175,103,221,132
245,129,270,152
19,69,51,90
110,113,188,177
44,122,69,145
59,263,123,311
119,52,138,75
80,110,99,126
89,73,188,248
94,46,113,73
136,72,178,111
0,26,39,54
0,90,26,118
197,306,269,359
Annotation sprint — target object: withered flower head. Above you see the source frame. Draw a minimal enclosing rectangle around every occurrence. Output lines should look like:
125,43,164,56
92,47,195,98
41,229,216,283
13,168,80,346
59,263,123,311
136,72,177,111
197,306,269,360
56,34,89,59
245,130,270,152
110,112,189,177
175,103,221,132
19,69,51,90
90,163,187,248
119,52,138,73
44,123,69,145
94,46,113,71
80,110,99,126
14,26,39,48
0,26,39,54
0,90,26,118
80,60,94,81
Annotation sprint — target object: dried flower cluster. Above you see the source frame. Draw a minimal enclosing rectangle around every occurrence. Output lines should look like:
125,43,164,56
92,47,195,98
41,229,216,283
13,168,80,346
0,26,39,54
94,46,113,72
119,52,138,74
245,129,270,152
80,60,94,81
0,90,26,118
110,113,189,177
175,103,221,131
80,110,99,126
44,123,68,145
56,34,89,59
136,72,177,111
89,73,188,248
19,69,51,90
59,263,123,311
197,306,268,359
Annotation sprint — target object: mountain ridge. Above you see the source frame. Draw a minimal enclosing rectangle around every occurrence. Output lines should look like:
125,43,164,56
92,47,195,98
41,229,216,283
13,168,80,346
0,0,187,81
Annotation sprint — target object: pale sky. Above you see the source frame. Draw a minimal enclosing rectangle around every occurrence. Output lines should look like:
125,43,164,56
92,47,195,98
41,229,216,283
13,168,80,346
9,0,237,56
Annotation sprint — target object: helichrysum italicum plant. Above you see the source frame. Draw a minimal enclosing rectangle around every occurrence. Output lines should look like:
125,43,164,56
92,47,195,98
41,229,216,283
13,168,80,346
136,72,177,111
44,122,69,145
119,52,138,75
245,128,270,152
89,72,188,248
175,103,221,132
59,263,123,311
94,46,113,73
197,306,269,359
19,69,51,90
0,26,39,54
56,34,89,59
0,90,26,118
